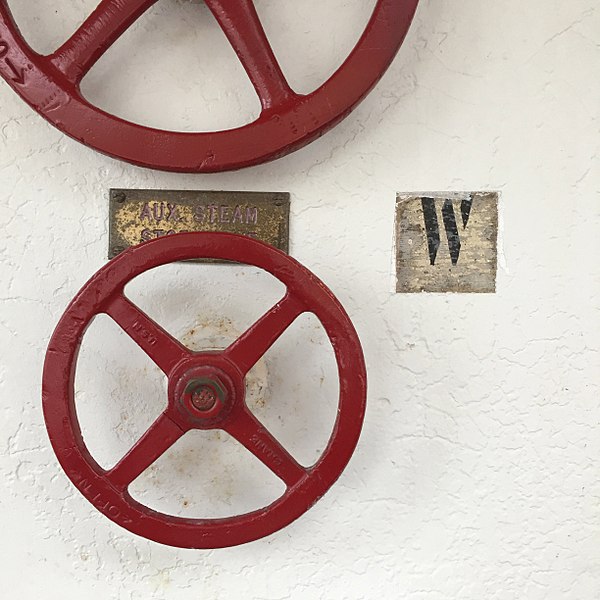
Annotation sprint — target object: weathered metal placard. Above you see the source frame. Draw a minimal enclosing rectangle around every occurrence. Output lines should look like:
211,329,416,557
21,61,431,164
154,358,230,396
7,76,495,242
108,189,290,261
395,192,499,293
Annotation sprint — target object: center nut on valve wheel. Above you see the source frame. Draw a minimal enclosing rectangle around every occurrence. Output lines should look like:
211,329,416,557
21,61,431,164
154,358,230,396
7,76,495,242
188,380,221,412
189,382,219,412
173,367,235,425
42,232,367,549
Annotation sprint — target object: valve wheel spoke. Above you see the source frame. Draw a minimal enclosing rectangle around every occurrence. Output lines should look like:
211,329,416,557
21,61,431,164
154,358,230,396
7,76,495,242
224,293,305,376
204,0,296,110
106,411,185,489
223,405,306,488
50,0,160,84
49,0,293,111
104,293,189,376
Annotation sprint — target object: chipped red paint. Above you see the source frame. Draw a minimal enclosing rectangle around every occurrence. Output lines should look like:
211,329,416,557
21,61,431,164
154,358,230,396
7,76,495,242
0,1,419,172
42,233,367,548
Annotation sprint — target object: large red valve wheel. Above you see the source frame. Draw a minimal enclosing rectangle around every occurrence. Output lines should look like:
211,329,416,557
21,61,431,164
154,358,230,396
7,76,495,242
0,1,419,172
42,233,367,548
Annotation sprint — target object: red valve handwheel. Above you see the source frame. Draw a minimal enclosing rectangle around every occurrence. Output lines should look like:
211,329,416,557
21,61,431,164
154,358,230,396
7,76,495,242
0,1,419,172
42,233,367,548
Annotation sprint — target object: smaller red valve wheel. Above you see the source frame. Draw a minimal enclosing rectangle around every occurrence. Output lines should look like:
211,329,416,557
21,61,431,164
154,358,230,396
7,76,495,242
0,1,419,172
42,233,367,548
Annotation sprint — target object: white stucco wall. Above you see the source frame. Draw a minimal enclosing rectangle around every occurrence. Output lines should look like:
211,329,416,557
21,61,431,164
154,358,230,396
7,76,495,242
0,1,599,598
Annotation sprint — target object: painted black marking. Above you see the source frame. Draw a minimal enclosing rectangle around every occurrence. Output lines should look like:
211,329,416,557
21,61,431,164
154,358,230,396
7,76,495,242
421,197,440,266
421,197,475,266
460,195,473,229
441,200,461,265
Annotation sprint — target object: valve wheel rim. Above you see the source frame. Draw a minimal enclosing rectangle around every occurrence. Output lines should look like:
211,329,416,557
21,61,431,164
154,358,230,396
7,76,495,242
0,0,419,172
42,233,367,548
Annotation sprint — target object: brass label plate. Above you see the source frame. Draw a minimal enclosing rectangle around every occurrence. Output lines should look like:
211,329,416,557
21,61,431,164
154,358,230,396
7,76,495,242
395,192,499,293
108,189,290,261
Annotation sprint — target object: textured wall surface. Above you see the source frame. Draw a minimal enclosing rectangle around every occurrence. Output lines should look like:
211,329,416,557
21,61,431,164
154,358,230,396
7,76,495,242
0,1,599,598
